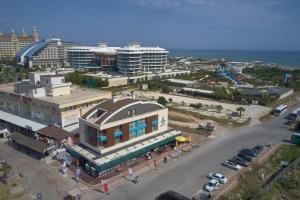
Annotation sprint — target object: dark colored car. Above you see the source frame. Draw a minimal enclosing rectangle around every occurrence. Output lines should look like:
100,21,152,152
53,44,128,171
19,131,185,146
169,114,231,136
232,157,249,167
156,191,191,200
284,113,298,122
240,149,258,157
237,152,252,162
252,145,263,154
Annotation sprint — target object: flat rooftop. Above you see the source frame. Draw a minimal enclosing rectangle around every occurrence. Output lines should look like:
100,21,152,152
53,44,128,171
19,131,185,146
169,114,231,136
167,79,195,85
0,84,111,105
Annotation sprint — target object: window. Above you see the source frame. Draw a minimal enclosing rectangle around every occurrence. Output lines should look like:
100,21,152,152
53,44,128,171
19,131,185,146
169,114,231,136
127,110,132,117
152,124,158,131
129,122,136,128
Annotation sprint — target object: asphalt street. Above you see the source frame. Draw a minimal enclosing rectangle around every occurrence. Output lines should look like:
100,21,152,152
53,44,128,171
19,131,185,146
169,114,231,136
83,102,300,200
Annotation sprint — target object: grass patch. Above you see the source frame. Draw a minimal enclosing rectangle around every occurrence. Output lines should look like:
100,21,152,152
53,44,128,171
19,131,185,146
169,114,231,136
168,115,193,123
259,113,272,123
231,117,251,128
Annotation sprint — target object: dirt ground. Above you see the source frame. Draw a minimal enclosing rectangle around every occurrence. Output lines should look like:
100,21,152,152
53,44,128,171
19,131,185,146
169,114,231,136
168,110,224,137
136,91,271,126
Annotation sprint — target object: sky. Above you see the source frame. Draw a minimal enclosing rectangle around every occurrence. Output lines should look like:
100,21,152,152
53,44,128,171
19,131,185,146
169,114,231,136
0,0,299,50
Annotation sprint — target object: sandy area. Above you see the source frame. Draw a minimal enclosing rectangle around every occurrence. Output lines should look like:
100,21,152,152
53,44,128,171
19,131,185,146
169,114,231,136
135,91,271,126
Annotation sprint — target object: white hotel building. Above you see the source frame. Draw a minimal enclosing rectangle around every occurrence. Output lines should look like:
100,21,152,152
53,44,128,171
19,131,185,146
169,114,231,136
117,43,169,76
67,43,169,76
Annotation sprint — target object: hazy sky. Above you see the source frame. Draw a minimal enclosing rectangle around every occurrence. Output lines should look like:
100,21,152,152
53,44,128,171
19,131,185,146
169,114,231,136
0,0,299,50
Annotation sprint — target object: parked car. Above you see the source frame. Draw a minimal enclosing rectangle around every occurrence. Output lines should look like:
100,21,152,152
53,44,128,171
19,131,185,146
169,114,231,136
223,160,242,170
204,179,220,192
251,145,263,154
237,152,252,162
284,113,298,123
198,122,215,132
156,191,191,200
230,112,239,117
207,173,227,184
240,149,258,157
231,157,249,167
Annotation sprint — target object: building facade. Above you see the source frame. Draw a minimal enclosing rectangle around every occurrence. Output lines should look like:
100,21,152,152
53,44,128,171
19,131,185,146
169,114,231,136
67,43,168,75
17,38,77,68
67,44,119,70
117,43,168,76
67,96,180,176
0,72,111,129
0,27,38,60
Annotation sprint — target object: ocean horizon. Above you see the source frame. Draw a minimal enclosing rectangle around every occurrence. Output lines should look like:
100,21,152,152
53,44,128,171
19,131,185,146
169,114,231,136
169,49,300,69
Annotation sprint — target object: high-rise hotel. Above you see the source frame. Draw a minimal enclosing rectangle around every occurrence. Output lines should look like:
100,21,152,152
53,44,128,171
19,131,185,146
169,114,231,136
67,43,169,76
0,27,39,60
117,43,168,76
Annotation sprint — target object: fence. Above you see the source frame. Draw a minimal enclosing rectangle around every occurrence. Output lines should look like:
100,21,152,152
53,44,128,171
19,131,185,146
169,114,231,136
255,155,300,198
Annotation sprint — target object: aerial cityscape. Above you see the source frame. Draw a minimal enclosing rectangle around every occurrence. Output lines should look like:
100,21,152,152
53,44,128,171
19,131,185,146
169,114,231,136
0,0,300,200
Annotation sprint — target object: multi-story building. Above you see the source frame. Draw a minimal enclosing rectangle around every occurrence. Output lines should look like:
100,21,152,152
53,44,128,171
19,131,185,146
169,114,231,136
17,38,78,68
67,43,119,70
67,43,168,75
67,96,180,176
117,43,168,76
0,27,38,60
0,72,111,130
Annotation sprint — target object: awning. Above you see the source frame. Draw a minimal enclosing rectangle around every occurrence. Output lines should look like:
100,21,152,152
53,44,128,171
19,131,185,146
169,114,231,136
0,110,46,131
10,133,54,154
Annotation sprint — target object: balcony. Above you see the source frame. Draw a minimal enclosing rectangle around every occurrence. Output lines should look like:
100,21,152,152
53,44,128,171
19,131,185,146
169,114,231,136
97,135,107,142
114,131,123,138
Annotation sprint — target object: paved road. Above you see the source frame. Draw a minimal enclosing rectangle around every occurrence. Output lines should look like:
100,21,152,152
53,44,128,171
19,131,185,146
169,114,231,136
83,102,299,200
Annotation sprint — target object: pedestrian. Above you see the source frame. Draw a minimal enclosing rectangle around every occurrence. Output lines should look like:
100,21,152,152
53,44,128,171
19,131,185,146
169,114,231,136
163,156,168,164
128,167,133,182
208,191,211,199
135,176,139,184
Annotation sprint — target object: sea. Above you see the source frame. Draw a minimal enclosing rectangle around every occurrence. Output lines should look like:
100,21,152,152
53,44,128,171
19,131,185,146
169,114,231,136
169,49,300,69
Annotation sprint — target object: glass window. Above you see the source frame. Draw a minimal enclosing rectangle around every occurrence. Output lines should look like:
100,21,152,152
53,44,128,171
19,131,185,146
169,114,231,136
129,122,136,128
152,124,158,131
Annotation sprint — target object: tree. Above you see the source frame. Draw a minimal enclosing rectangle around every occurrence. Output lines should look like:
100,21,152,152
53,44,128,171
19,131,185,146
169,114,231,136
157,96,167,106
0,163,12,184
216,105,223,113
237,107,246,117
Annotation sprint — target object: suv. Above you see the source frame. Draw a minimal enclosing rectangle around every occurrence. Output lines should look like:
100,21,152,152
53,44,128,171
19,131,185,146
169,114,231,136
231,157,249,167
223,160,241,170
237,152,253,162
240,149,258,157
208,173,227,184
204,179,220,192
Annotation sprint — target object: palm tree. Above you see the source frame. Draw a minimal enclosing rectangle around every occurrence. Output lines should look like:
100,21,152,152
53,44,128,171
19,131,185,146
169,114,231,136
237,107,246,117
216,105,223,113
